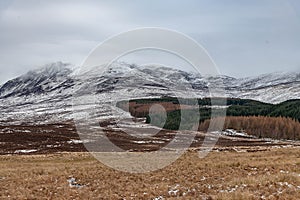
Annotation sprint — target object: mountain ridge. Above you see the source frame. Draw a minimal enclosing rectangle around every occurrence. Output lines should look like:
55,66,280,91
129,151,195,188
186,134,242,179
0,62,299,124
1,62,299,99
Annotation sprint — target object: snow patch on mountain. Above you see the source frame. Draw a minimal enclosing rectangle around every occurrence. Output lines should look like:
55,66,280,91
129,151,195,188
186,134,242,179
0,61,299,123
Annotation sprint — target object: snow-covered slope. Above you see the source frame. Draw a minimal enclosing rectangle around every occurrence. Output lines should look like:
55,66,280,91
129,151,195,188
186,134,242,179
0,62,299,124
0,62,74,98
228,72,300,103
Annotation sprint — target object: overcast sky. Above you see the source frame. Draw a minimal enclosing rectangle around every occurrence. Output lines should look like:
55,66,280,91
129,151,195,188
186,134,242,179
0,0,300,84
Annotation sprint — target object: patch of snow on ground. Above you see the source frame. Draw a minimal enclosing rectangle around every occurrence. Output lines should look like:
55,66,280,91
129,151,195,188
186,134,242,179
67,139,95,144
153,196,164,200
168,184,180,196
14,149,38,153
223,129,256,138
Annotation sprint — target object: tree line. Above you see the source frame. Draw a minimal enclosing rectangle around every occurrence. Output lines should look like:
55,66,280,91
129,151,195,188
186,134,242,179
199,116,300,140
117,97,300,140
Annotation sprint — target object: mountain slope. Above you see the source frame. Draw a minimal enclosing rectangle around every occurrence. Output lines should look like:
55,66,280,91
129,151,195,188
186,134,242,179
0,62,74,98
0,62,299,124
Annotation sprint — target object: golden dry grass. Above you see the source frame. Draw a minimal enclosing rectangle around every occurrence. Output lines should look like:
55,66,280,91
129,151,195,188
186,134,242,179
1,148,300,199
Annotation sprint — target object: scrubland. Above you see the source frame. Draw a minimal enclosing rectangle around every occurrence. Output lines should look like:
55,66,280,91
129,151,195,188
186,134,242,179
1,147,300,199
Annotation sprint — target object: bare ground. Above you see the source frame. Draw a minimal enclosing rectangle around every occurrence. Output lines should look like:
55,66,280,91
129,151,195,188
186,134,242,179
1,121,300,199
1,121,298,155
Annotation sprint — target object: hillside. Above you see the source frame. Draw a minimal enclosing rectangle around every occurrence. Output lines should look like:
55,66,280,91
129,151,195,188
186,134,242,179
0,62,299,124
119,97,300,139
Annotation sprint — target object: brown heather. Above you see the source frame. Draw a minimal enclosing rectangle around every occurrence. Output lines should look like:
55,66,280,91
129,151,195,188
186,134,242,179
1,148,300,199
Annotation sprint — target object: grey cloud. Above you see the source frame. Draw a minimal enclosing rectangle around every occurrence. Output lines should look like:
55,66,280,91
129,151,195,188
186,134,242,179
0,0,299,83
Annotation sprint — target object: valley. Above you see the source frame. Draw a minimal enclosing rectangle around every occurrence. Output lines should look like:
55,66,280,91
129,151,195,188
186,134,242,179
0,62,300,199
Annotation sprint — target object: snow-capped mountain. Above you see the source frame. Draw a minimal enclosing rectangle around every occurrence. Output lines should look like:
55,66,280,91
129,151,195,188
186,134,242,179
0,62,299,124
0,62,73,98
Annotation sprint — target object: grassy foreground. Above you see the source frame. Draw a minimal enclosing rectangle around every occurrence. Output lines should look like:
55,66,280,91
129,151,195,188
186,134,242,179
1,148,300,199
